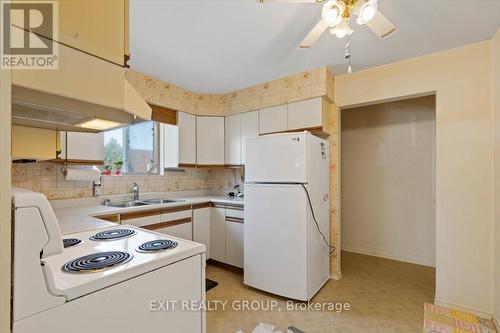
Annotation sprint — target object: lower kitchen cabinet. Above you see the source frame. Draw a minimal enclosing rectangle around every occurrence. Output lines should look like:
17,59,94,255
209,206,226,262
120,206,193,241
225,218,244,268
193,205,210,259
155,221,192,240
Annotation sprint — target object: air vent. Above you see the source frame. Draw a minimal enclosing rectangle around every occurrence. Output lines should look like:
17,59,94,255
12,100,91,126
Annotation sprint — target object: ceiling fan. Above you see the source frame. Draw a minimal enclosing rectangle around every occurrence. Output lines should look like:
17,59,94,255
259,0,397,72
259,0,396,47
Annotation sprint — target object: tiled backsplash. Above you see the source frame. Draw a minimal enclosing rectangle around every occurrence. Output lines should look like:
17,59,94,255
11,163,243,200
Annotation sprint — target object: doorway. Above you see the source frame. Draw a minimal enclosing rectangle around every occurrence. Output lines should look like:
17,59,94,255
340,95,436,267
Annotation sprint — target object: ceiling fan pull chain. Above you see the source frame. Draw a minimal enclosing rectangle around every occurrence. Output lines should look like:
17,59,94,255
345,16,353,73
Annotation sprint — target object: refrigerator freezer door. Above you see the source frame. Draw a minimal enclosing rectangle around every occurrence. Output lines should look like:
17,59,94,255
245,132,307,183
244,183,308,300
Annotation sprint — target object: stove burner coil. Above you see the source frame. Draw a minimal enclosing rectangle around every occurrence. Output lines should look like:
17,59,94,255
89,229,136,241
137,239,178,253
62,251,133,273
63,238,82,248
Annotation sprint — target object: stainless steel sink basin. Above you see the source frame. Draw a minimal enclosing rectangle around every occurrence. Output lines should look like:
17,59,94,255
142,198,183,204
105,200,151,208
103,198,183,207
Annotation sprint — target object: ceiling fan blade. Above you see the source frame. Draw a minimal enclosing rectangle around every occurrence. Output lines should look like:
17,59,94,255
299,20,328,48
366,10,397,38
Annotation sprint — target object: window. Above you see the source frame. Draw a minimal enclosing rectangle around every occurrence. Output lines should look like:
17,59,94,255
104,121,158,174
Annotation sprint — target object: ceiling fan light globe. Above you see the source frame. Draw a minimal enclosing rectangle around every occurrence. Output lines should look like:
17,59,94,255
359,1,377,22
321,1,344,26
331,27,347,38
323,7,340,25
356,16,365,25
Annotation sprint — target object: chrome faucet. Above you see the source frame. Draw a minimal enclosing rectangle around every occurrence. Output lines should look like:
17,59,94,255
132,182,140,201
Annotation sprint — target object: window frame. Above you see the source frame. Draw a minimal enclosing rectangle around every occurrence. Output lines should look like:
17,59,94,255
103,121,161,176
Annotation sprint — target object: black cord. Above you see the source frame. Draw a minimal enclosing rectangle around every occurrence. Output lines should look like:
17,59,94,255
301,184,336,255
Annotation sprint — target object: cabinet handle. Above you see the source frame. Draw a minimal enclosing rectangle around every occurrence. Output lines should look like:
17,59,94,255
143,217,192,231
225,217,244,224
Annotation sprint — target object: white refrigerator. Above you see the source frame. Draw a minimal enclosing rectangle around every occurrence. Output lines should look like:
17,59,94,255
244,131,330,301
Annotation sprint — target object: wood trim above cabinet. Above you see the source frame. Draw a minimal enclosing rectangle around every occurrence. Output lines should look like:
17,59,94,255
142,217,192,231
225,216,244,224
178,163,197,168
150,104,178,125
195,164,226,169
209,202,226,209
224,203,244,210
95,214,120,223
193,202,210,209
45,159,104,166
120,208,164,220
120,205,192,220
163,204,193,214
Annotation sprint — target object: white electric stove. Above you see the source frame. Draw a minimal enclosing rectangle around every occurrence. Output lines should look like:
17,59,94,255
12,188,206,333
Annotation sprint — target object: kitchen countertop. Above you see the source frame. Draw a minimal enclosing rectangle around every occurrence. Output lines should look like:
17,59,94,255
52,193,244,235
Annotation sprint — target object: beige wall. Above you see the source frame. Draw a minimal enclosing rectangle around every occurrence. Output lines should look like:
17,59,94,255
336,41,493,314
0,65,12,330
341,96,436,266
493,27,500,324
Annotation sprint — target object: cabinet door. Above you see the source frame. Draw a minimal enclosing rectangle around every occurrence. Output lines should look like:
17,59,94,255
225,114,241,165
63,132,104,161
193,207,210,259
209,207,226,262
160,209,192,240
287,97,323,130
12,126,57,161
59,0,126,66
259,105,288,135
226,219,244,268
197,117,225,165
178,112,196,165
240,111,259,165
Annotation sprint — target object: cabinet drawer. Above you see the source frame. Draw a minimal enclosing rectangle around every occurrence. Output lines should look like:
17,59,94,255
121,213,162,227
225,208,244,219
153,221,193,241
162,209,192,222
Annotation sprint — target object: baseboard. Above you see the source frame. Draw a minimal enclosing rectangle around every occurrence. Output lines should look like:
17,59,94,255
330,272,342,280
434,298,492,319
341,247,436,267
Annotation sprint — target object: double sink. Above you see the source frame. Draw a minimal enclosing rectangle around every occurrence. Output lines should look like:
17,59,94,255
104,198,184,208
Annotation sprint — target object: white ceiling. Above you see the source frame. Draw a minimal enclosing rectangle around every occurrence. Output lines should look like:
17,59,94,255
130,0,500,94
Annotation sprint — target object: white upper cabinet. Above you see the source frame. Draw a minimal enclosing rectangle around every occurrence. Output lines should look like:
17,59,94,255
178,112,196,165
161,123,179,168
288,97,330,132
60,132,104,161
240,111,259,165
225,114,241,165
259,105,288,135
196,116,225,165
